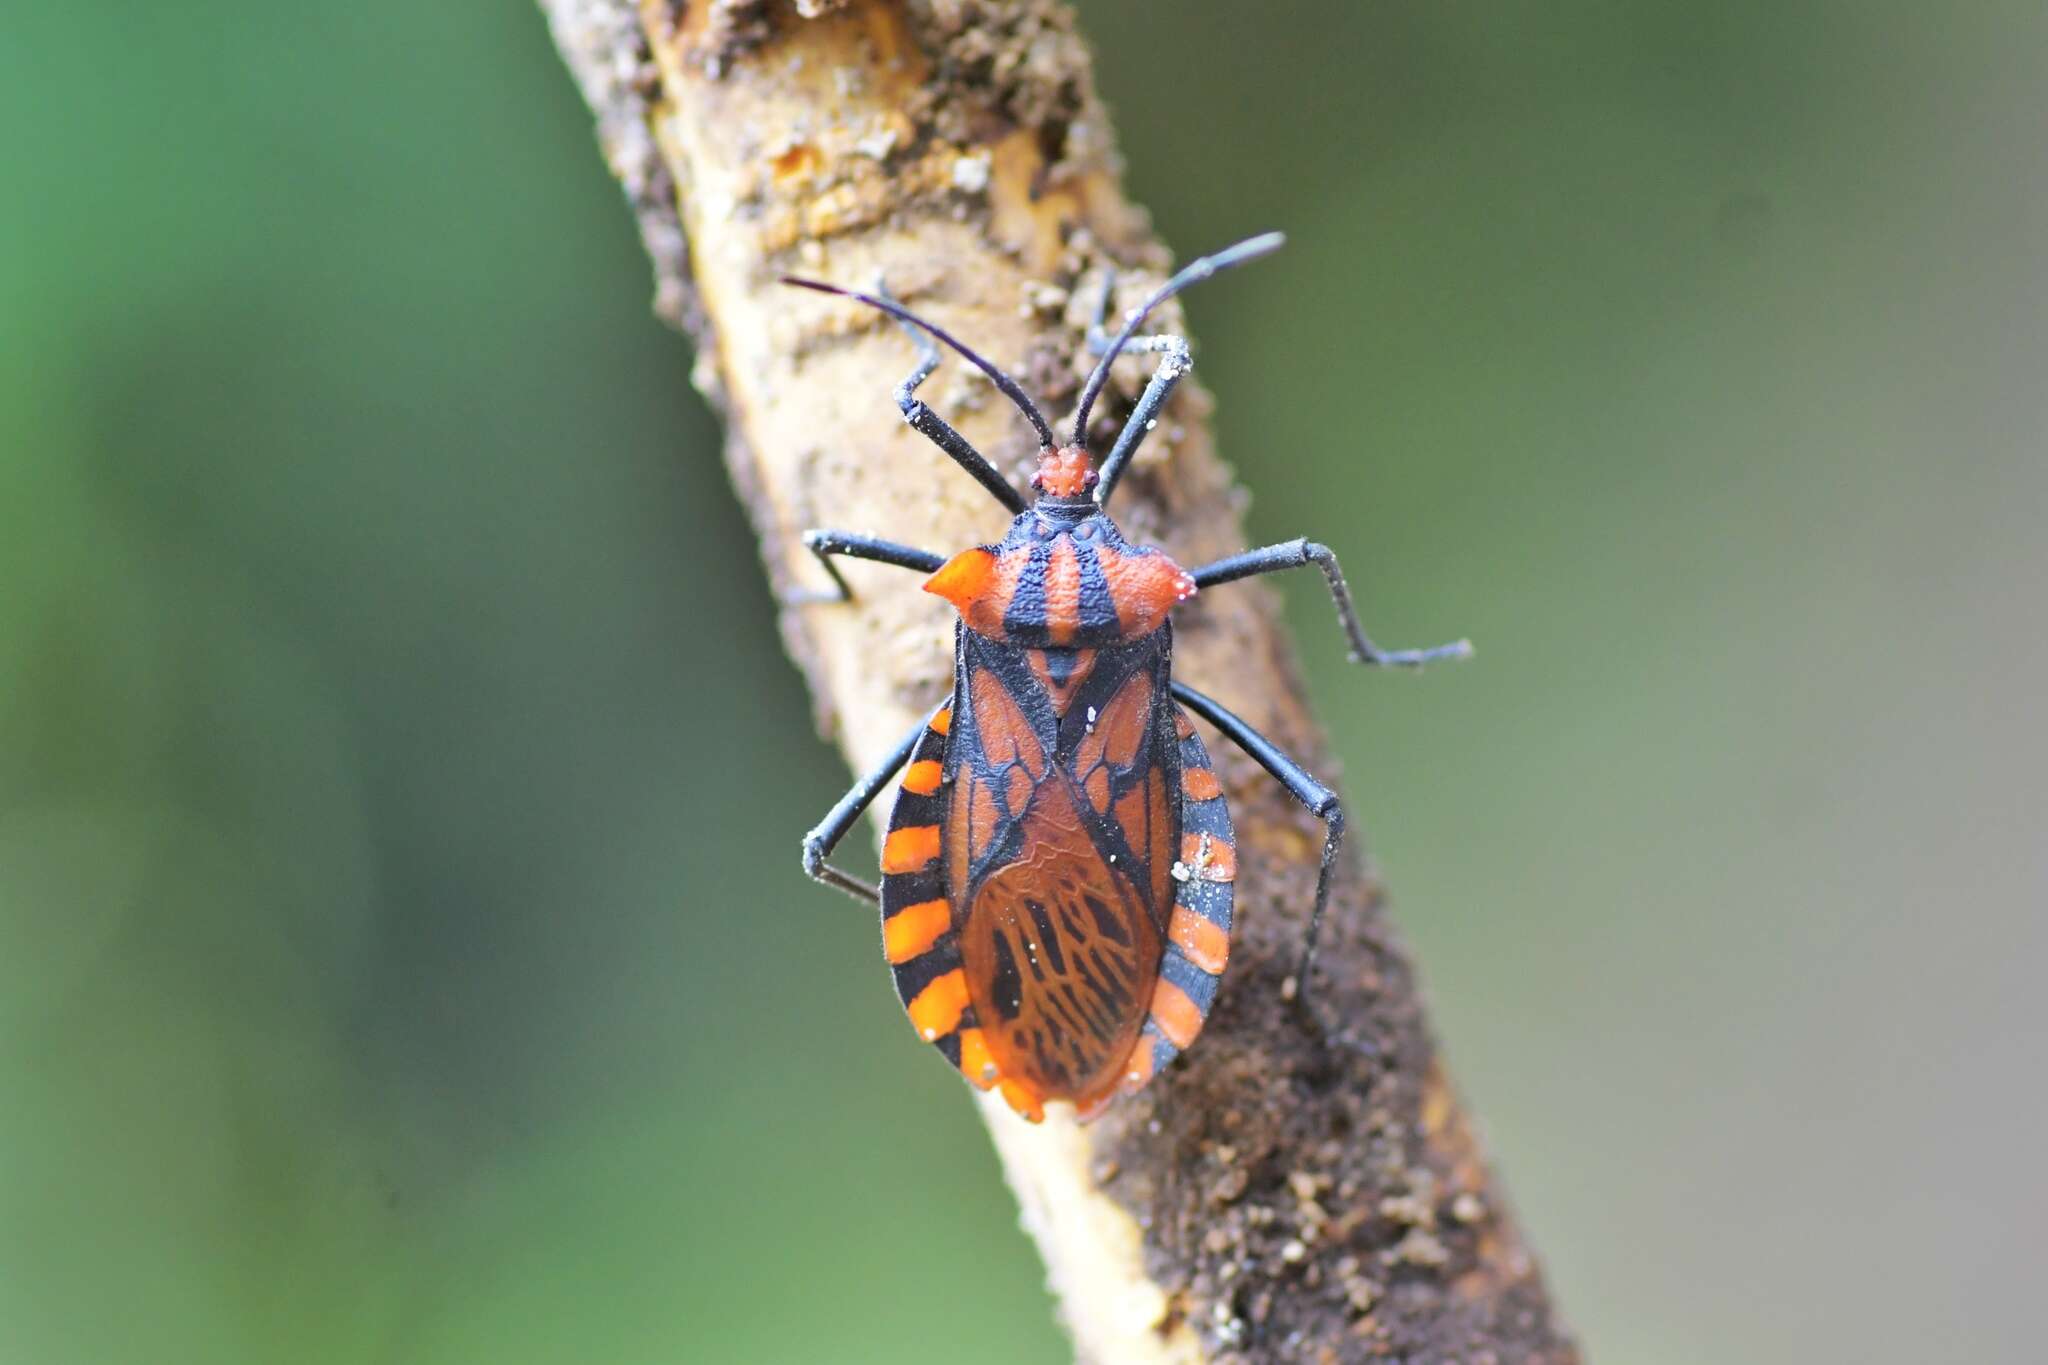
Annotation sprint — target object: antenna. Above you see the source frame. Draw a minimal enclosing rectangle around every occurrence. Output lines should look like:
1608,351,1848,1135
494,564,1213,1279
1069,232,1286,445
781,278,1055,449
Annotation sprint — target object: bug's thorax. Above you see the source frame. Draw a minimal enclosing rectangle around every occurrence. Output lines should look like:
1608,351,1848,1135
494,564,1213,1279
923,446,1196,648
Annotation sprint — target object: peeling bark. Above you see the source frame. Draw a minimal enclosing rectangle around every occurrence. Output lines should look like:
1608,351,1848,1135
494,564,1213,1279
539,2,1577,1359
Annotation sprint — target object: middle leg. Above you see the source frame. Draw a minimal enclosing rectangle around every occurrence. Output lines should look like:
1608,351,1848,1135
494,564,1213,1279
1189,539,1472,667
788,529,945,605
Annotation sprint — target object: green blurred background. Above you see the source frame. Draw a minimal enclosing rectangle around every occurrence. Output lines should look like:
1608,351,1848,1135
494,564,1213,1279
4,2,2043,1361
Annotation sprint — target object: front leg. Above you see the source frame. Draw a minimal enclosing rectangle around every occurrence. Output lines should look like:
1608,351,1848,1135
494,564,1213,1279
1171,682,1343,1003
1190,539,1473,667
1083,274,1192,508
787,529,945,606
801,710,935,903
879,284,1030,515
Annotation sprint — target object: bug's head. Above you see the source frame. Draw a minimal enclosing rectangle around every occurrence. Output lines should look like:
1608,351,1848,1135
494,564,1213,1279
1030,446,1098,502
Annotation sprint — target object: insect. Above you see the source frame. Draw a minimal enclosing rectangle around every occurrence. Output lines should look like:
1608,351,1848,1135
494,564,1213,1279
787,234,1468,1122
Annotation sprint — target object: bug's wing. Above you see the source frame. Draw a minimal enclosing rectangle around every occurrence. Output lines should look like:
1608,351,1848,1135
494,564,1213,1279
956,773,1162,1120
948,653,1179,1119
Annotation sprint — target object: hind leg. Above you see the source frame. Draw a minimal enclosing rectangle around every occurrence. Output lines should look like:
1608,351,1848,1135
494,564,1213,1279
1170,682,1344,1002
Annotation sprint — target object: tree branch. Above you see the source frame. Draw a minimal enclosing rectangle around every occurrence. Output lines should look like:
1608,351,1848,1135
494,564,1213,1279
539,2,1578,1359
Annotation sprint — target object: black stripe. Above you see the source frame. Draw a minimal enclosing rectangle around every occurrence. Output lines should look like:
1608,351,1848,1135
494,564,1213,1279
888,790,945,827
1073,948,1131,1018
1175,874,1233,929
1042,982,1090,1038
1138,1023,1178,1070
889,938,963,1006
1088,950,1136,1015
1001,541,1051,639
1061,981,1115,1042
988,927,1025,1019
880,867,945,910
1074,541,1121,639
1159,948,1220,1010
1179,792,1232,840
1079,889,1131,946
1025,900,1066,973
1055,901,1089,942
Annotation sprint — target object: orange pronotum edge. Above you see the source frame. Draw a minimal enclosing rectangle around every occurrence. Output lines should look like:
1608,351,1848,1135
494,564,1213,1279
923,548,997,614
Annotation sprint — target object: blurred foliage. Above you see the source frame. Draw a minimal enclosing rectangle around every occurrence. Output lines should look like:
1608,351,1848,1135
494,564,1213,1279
2,2,2042,1362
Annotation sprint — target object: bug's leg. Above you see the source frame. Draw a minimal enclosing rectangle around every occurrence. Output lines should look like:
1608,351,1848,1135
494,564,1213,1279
880,283,1029,515
1190,539,1473,667
1170,682,1344,1004
1084,286,1192,509
801,711,933,904
786,529,946,606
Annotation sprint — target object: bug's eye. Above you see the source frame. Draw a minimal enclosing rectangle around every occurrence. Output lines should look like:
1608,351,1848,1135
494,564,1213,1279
1083,469,1100,491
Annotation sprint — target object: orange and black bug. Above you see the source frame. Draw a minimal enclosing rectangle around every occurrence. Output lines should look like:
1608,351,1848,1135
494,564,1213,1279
789,235,1469,1123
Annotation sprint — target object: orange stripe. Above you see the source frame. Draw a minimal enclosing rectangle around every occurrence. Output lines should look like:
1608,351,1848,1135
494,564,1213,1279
1044,538,1081,646
998,1077,1046,1123
906,968,969,1041
1149,978,1203,1050
882,898,950,964
930,707,951,735
955,1027,999,1088
901,760,943,796
1168,905,1231,975
1122,1036,1159,1090
1183,767,1222,801
1179,832,1236,882
881,825,940,874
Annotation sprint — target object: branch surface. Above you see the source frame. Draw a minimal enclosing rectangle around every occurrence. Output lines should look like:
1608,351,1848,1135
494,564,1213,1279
539,2,1578,1359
